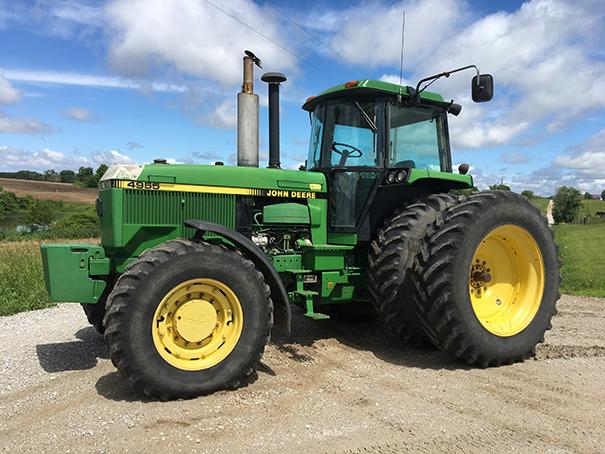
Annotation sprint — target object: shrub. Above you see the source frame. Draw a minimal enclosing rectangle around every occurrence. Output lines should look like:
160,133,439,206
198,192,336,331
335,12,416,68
51,212,99,238
0,186,20,218
521,190,534,199
25,199,56,226
552,186,582,224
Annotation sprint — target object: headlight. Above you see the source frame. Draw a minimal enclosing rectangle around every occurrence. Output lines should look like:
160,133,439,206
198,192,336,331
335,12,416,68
395,170,407,183
386,172,396,184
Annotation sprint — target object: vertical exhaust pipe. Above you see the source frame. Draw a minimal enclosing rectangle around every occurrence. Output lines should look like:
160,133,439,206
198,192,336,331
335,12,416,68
237,50,262,167
261,72,287,169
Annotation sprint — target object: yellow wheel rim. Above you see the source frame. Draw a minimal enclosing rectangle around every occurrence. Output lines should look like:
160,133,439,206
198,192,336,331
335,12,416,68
152,278,243,371
469,224,545,337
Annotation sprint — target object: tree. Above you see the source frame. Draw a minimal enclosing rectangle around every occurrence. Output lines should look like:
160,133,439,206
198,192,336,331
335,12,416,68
584,192,593,200
43,169,59,182
59,169,76,183
601,189,605,201
95,164,109,181
521,190,534,199
490,183,511,191
552,186,582,224
77,166,97,187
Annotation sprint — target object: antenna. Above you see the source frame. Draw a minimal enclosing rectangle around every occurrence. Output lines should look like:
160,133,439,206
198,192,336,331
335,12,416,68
398,11,406,102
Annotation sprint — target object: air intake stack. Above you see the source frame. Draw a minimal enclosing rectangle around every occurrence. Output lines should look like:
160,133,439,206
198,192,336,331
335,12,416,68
237,50,262,167
261,72,287,169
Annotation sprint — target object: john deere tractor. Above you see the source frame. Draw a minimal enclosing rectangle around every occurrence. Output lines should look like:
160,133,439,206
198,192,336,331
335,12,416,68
41,55,559,400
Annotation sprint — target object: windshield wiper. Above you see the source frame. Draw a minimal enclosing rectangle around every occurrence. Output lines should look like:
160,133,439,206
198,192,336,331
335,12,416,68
354,101,377,133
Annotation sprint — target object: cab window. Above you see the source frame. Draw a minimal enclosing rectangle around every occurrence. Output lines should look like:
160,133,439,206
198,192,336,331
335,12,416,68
389,105,448,171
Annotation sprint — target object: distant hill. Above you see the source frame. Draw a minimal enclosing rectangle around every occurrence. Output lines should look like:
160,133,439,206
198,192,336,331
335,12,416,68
0,178,97,204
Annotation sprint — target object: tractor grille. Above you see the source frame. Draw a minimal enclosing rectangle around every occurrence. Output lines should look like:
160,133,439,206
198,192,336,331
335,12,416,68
123,189,236,234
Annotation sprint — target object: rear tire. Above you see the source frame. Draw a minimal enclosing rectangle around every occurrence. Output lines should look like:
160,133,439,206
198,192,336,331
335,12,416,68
412,191,560,366
368,194,457,346
104,239,273,400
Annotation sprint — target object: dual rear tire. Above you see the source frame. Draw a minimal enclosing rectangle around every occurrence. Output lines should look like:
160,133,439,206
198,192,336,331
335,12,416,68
369,191,560,366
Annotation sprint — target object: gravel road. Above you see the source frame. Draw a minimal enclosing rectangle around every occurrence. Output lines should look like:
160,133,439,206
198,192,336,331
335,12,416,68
1,295,604,453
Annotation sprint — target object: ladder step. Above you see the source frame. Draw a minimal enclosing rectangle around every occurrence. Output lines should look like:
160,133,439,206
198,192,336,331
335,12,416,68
293,290,319,296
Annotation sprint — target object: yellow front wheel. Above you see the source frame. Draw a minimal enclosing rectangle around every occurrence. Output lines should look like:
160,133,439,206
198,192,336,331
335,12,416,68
152,278,244,371
104,239,272,400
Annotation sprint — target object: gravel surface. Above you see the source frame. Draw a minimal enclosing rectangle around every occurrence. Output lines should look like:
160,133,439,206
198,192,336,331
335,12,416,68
1,294,604,453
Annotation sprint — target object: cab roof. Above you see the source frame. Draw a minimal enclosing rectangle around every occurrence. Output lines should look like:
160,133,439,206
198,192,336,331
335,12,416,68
302,79,447,111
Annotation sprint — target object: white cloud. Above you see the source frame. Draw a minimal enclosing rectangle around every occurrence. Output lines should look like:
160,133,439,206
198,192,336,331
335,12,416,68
553,129,605,179
327,0,605,149
0,74,20,104
471,128,605,195
0,112,53,134
0,146,88,170
127,141,143,150
379,74,410,86
64,107,97,122
0,146,137,171
500,151,532,165
328,0,467,69
92,150,136,166
104,0,297,87
4,69,187,93
197,99,237,129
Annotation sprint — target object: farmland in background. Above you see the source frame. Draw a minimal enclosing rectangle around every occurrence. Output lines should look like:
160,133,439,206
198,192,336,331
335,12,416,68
0,178,97,204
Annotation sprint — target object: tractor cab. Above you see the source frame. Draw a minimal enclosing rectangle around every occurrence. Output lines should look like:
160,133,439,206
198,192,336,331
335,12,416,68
303,82,456,234
302,72,493,236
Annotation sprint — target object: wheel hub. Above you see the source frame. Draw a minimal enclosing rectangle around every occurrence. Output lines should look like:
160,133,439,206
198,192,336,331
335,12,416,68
151,278,243,371
174,299,217,343
469,260,492,296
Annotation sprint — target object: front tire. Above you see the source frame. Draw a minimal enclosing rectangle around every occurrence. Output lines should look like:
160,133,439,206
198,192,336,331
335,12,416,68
104,239,273,400
412,191,560,366
81,277,115,334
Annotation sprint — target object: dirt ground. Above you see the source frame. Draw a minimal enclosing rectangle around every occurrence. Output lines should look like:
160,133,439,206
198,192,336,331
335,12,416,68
0,178,98,204
0,294,604,453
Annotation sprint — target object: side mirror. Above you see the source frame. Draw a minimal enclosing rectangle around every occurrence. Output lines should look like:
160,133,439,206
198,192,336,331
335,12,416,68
471,74,493,102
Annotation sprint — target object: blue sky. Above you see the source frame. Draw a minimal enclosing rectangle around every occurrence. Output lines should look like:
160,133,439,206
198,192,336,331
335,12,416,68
0,0,604,196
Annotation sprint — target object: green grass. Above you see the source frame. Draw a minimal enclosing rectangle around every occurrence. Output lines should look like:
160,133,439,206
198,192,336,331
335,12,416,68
578,199,605,216
531,197,550,215
555,223,605,297
0,242,54,316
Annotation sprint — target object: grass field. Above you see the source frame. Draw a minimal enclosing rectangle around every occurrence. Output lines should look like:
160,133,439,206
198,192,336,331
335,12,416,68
0,177,97,204
0,239,97,316
555,223,605,297
532,197,551,215
0,242,53,316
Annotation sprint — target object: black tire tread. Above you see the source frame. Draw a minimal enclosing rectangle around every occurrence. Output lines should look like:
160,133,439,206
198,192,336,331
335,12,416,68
103,238,273,400
411,190,561,366
368,193,458,346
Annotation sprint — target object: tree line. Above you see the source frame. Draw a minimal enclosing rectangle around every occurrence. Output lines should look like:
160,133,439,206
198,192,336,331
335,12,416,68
0,164,108,188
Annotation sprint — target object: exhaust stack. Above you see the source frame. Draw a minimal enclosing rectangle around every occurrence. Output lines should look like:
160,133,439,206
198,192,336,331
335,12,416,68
261,72,287,169
237,50,262,167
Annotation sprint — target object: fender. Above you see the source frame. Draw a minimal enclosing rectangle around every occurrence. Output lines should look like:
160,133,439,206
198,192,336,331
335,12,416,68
184,219,291,335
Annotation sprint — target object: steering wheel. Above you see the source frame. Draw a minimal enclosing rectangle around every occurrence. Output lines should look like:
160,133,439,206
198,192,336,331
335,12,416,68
331,142,363,166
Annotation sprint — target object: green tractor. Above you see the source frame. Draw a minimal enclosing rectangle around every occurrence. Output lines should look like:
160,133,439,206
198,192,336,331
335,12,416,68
40,55,559,400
